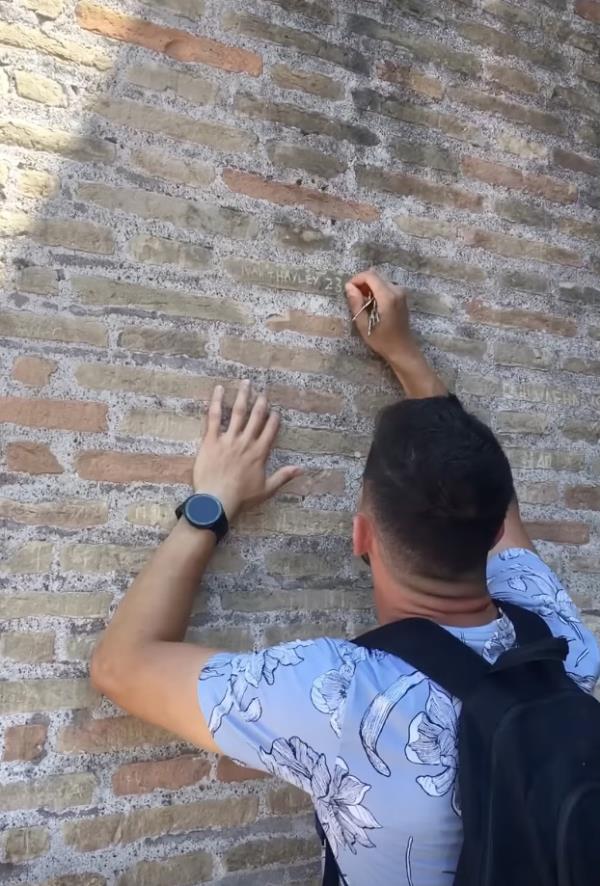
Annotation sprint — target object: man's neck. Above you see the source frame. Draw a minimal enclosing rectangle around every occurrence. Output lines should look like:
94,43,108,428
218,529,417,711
374,571,499,628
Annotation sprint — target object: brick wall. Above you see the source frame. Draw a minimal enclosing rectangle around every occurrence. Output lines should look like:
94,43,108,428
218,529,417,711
1,0,599,881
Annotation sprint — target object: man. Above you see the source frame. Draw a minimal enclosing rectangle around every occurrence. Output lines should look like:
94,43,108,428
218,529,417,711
91,270,599,885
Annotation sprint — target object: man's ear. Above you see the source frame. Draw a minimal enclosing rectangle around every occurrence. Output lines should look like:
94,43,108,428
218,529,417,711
353,512,371,558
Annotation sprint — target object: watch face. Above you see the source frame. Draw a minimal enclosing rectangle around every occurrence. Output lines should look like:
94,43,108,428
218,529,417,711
186,494,222,527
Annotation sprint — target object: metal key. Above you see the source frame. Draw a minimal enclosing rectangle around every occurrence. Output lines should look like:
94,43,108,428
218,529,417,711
351,295,381,336
367,299,380,337
351,296,374,324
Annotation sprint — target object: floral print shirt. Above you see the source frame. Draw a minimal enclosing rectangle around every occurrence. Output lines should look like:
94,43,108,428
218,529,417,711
198,549,600,885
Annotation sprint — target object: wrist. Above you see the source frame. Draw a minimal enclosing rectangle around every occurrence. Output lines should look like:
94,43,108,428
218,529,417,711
389,350,448,399
173,517,218,550
191,486,240,522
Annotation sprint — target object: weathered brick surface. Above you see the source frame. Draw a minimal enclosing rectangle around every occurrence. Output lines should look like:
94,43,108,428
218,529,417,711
2,826,50,863
0,499,108,528
1,0,599,880
3,682,87,725
217,756,268,782
125,63,217,105
11,356,58,387
271,63,343,99
7,441,63,475
72,274,248,324
91,97,256,152
76,3,262,74
1,773,96,812
0,542,53,574
15,70,67,106
0,631,55,663
64,797,259,850
2,310,108,346
224,168,378,220
112,755,210,795
225,836,318,871
57,715,177,753
525,521,591,545
130,150,215,188
17,169,60,198
76,450,193,485
0,592,112,619
0,397,107,431
118,851,213,886
3,724,48,761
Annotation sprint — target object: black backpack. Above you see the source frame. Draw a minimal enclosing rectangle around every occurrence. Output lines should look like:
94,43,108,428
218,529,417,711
316,600,600,886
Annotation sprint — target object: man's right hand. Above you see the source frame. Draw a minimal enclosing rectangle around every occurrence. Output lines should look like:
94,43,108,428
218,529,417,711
346,268,448,400
345,269,419,369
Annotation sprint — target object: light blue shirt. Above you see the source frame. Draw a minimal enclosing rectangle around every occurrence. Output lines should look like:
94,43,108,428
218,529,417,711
198,549,600,885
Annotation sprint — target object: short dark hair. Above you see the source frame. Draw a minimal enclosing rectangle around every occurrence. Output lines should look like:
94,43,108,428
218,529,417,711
363,395,514,579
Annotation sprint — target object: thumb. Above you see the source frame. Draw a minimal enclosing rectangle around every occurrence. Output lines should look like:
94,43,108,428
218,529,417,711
345,282,370,335
264,465,303,498
345,281,364,315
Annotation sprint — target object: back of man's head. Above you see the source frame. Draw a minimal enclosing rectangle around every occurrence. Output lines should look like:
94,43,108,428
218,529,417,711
363,396,514,580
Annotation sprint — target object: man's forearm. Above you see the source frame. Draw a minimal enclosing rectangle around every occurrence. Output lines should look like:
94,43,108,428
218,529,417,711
95,520,215,656
389,349,448,400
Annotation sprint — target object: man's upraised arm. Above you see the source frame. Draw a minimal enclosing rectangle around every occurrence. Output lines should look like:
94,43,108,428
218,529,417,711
345,268,535,557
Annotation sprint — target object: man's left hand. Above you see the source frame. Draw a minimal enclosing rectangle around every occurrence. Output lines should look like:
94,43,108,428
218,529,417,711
192,380,302,520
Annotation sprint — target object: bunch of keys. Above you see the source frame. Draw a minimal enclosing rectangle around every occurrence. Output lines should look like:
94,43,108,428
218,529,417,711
351,283,381,336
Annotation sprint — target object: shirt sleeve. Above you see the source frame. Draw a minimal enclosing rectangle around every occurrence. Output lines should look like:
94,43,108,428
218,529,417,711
197,636,359,788
487,547,600,692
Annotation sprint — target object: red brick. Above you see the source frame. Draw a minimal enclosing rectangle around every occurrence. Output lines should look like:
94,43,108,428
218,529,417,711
7,442,64,475
223,168,378,222
12,356,58,386
57,715,176,753
564,486,600,511
462,156,577,204
576,0,600,20
525,521,590,544
112,755,210,796
467,300,577,337
0,397,107,432
77,450,193,485
3,723,47,762
463,155,522,189
75,2,262,74
266,310,346,338
217,756,267,782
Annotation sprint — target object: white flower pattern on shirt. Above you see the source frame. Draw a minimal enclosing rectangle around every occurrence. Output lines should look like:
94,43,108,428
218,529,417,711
494,557,583,640
199,640,312,733
405,683,461,815
482,612,516,663
198,549,600,886
258,735,382,856
311,643,371,736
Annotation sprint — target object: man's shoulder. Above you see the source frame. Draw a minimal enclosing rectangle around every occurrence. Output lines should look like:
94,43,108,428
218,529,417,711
487,547,600,691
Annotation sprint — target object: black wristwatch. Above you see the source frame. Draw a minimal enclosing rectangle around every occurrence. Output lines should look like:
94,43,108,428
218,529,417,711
175,494,229,542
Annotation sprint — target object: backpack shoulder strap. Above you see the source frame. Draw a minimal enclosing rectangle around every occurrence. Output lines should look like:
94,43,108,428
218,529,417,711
354,617,490,701
496,600,552,643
